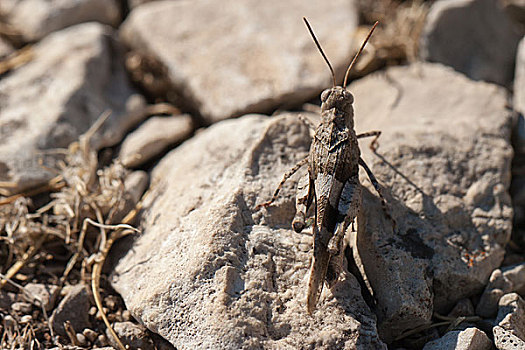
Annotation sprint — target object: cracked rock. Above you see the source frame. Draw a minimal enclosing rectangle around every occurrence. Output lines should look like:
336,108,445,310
111,113,386,349
120,0,358,123
349,62,513,342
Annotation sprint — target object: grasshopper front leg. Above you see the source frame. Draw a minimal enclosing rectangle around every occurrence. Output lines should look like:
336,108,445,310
357,130,381,152
257,156,308,209
292,172,314,232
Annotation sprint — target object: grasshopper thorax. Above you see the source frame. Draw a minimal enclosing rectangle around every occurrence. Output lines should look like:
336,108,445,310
320,86,354,129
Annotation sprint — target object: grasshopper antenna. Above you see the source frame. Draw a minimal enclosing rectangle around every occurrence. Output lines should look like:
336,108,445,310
342,21,379,88
303,17,336,88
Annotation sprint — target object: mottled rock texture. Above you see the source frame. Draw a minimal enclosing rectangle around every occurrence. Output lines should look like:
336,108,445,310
120,0,358,123
112,114,386,349
349,62,513,341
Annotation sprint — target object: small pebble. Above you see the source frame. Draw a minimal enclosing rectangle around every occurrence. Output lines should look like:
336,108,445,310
3,315,16,328
122,310,132,321
96,307,110,321
19,315,32,324
96,334,108,347
89,306,97,316
104,295,118,310
107,312,118,322
11,302,32,313
76,333,88,346
83,328,98,342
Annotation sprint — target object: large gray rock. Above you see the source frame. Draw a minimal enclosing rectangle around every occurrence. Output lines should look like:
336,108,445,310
0,0,121,42
493,293,525,349
349,63,513,341
420,0,522,87
120,0,358,123
111,114,386,349
0,23,140,194
422,327,492,350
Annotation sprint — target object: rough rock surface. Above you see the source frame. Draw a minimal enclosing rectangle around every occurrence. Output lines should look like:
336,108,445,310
0,23,139,194
477,263,525,317
120,0,358,123
515,36,525,115
420,0,522,87
119,115,193,168
0,0,121,42
493,293,525,349
50,284,91,337
349,63,513,341
112,114,386,349
422,327,492,350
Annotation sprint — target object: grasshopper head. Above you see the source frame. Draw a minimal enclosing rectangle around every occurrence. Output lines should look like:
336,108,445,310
320,86,354,128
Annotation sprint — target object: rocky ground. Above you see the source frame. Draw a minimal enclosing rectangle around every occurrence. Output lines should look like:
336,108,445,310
0,0,524,349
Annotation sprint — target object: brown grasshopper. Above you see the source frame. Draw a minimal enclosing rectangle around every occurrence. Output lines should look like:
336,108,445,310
258,18,392,313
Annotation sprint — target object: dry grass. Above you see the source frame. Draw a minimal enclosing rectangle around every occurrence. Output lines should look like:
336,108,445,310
352,0,430,76
0,113,144,349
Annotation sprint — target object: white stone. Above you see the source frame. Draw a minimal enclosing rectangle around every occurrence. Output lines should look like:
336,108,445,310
119,115,193,168
420,0,522,86
1,0,121,42
120,0,358,123
423,327,492,350
349,62,513,341
494,293,525,350
111,113,386,349
0,23,140,194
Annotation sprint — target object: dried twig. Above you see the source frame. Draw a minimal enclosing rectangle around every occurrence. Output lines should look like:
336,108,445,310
0,45,34,75
91,211,141,350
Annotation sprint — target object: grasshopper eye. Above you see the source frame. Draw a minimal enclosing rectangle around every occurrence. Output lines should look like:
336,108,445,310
321,89,331,102
343,90,354,104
